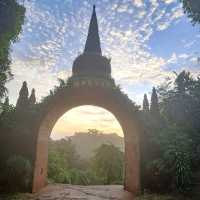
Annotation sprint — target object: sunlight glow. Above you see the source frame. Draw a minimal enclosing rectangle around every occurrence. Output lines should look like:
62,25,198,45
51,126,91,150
51,105,123,140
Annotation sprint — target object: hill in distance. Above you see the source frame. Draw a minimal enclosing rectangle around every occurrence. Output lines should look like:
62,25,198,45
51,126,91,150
66,129,124,159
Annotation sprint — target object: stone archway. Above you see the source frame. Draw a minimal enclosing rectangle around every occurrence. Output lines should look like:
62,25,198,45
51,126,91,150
32,5,142,195
32,81,141,195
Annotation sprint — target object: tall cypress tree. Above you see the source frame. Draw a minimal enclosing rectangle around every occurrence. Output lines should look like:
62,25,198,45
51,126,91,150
3,97,9,106
29,88,36,106
150,87,160,117
143,94,149,112
16,81,29,109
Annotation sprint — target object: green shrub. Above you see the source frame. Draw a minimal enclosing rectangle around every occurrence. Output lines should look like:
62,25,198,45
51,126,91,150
4,155,32,192
145,125,192,192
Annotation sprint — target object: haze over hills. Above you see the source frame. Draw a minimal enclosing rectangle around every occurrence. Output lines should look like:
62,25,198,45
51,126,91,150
65,130,124,159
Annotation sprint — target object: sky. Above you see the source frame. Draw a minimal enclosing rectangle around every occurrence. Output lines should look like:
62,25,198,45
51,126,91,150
6,0,200,139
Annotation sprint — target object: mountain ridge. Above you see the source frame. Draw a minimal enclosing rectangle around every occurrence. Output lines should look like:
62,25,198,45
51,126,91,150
64,131,124,159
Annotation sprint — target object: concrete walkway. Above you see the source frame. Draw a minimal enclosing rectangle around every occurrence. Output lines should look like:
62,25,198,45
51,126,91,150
33,184,134,200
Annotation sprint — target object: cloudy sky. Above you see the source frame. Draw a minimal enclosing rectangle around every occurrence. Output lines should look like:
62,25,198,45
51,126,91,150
7,0,200,139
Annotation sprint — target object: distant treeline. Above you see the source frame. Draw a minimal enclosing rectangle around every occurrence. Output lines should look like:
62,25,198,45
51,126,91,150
48,134,124,185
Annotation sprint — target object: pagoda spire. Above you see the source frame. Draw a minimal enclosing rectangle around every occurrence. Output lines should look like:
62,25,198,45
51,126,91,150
84,5,102,55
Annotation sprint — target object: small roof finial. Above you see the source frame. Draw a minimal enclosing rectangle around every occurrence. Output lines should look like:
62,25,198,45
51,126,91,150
93,4,96,10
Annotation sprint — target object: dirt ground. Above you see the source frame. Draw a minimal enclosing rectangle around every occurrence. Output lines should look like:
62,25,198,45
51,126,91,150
6,184,134,200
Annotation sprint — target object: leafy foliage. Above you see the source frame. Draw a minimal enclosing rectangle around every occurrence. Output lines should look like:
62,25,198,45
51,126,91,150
48,138,124,185
2,155,32,192
0,82,38,193
48,139,81,182
180,0,200,25
150,125,192,191
92,144,124,184
0,0,25,98
141,70,200,193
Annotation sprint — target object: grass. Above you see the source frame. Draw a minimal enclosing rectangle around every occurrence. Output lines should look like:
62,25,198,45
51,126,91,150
0,193,34,200
135,193,193,200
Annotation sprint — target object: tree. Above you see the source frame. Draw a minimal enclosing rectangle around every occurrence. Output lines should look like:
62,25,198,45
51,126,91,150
143,71,200,192
48,139,80,178
4,155,32,192
175,71,193,94
92,144,123,184
28,89,36,106
48,138,90,184
3,96,9,106
16,81,29,110
159,71,196,126
152,125,192,192
143,93,149,112
141,89,163,192
0,0,25,99
150,87,160,117
180,0,200,25
1,96,10,114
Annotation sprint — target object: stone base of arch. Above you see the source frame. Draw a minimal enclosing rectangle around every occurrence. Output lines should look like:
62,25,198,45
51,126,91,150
31,78,141,195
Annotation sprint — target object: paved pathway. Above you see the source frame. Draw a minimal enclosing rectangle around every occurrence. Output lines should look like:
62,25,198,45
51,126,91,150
33,184,134,200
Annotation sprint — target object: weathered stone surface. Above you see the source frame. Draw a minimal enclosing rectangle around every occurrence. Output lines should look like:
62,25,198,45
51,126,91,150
33,184,135,200
32,85,141,195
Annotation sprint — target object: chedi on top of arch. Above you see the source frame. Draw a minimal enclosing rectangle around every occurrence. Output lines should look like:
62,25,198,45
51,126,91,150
72,5,111,79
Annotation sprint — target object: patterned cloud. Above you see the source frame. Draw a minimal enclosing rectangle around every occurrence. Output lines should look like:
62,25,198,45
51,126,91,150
7,0,199,138
10,0,192,102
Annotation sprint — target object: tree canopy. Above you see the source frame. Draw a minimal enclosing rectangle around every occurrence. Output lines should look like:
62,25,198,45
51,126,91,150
141,71,200,193
28,89,36,106
92,144,123,184
150,87,160,118
0,0,25,99
16,81,29,110
48,139,124,185
180,0,200,25
143,94,149,112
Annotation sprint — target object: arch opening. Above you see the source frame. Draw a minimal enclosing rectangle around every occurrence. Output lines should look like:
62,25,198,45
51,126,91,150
48,105,125,186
